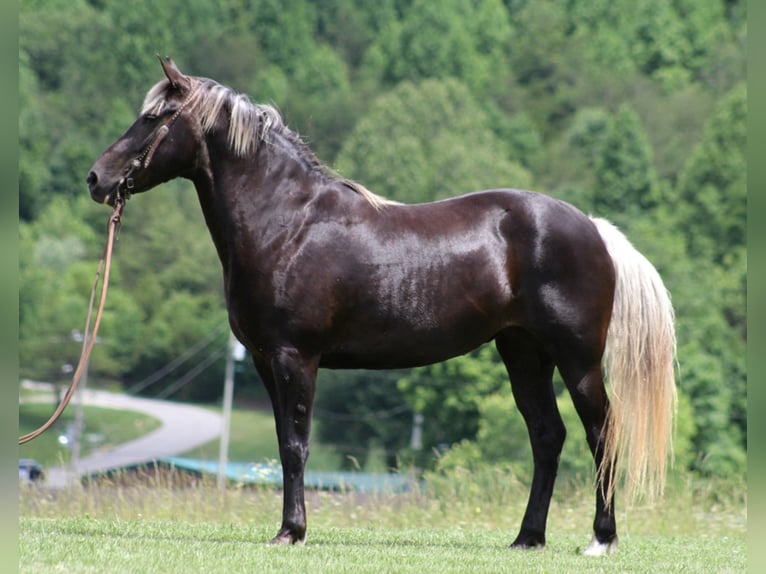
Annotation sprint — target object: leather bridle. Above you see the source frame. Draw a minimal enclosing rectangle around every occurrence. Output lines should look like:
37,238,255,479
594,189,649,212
116,85,198,204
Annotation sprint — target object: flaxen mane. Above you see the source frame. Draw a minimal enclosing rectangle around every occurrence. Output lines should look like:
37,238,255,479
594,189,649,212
141,77,394,210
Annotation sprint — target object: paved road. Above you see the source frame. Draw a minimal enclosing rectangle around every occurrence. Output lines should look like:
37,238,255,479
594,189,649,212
21,381,223,488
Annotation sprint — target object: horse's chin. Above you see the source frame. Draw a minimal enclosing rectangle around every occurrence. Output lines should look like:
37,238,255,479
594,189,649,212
90,190,112,206
89,183,121,206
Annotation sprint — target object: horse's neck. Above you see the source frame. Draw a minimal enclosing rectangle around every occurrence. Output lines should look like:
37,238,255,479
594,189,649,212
192,135,322,268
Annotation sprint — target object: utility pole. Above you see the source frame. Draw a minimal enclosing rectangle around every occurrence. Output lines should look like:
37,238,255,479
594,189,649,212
217,332,246,490
70,357,87,479
70,329,91,484
410,412,424,450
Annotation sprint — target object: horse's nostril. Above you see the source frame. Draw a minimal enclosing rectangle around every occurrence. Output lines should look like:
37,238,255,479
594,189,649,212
87,171,98,187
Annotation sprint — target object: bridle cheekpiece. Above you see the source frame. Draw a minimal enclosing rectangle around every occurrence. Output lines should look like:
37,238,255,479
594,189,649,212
116,85,198,205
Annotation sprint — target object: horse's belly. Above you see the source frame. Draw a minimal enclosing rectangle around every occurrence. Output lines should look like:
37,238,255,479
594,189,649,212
319,341,486,370
320,304,511,369
319,252,519,368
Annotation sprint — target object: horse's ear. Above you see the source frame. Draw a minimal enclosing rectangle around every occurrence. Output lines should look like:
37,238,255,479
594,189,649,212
157,55,191,91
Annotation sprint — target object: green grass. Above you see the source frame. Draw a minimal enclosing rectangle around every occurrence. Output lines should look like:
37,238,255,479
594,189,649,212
19,468,746,573
18,401,162,466
18,517,746,574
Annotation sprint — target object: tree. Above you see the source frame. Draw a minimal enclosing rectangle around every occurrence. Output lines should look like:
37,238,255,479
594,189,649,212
283,44,355,163
505,0,579,135
592,104,660,224
313,369,413,470
396,345,508,458
315,0,392,70
335,78,532,203
19,51,51,220
545,106,611,203
545,104,660,227
19,195,101,381
360,0,512,94
628,0,692,87
675,83,746,265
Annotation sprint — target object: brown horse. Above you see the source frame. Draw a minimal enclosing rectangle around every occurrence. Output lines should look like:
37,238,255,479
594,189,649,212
87,57,676,555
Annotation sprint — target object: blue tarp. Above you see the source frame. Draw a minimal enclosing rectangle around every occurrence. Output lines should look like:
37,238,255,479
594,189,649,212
160,456,415,494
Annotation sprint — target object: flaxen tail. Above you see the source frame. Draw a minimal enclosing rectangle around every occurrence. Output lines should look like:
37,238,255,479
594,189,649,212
591,218,677,505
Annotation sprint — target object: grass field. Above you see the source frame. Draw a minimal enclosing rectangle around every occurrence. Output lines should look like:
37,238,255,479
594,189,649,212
19,468,746,573
18,517,746,574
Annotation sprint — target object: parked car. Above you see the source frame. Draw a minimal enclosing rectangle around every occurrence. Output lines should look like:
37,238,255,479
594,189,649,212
19,458,44,482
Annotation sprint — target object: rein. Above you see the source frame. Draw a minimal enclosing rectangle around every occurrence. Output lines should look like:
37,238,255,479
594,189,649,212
19,199,125,445
19,84,197,445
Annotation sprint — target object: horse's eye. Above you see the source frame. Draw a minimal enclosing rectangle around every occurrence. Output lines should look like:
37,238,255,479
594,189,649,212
145,114,158,121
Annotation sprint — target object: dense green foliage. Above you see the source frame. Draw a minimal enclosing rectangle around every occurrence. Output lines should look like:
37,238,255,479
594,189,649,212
19,1,746,479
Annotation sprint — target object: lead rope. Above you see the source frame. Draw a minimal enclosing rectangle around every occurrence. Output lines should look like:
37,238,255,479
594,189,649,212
19,200,125,445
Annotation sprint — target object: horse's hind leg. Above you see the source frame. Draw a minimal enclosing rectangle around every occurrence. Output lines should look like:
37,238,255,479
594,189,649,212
555,353,618,555
495,328,565,550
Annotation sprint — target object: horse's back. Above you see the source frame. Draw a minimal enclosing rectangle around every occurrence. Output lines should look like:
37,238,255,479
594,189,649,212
385,187,612,289
414,187,616,345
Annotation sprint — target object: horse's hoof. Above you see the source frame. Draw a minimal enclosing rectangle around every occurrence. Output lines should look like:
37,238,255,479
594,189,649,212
582,534,618,556
509,532,546,550
269,530,306,545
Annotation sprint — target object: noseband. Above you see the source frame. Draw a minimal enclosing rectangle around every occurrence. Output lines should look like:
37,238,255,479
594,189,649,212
117,86,198,203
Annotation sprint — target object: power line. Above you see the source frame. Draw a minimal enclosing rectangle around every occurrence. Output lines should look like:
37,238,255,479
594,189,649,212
155,346,227,400
126,321,228,395
313,403,411,422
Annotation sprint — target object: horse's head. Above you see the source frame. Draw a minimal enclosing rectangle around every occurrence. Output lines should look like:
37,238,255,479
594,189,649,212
87,56,203,206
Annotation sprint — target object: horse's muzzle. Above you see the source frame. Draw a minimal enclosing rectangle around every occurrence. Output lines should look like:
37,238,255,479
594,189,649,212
87,169,117,205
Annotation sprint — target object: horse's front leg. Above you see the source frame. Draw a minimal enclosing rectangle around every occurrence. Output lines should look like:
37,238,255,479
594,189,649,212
263,348,319,544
